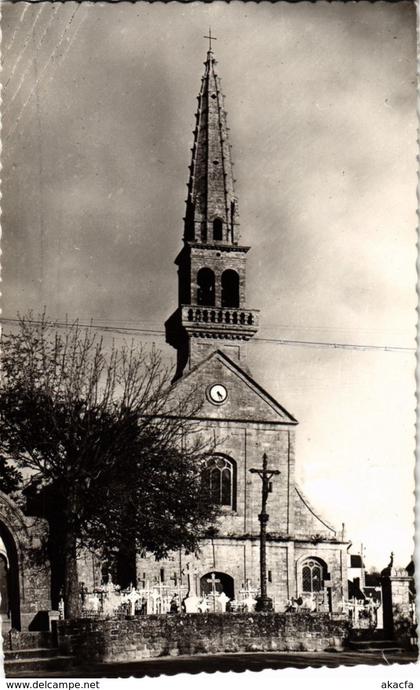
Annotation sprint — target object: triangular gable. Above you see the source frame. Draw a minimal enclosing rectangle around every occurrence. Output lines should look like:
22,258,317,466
168,349,298,425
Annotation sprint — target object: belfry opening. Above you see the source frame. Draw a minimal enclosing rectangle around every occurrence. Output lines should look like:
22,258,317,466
221,270,240,308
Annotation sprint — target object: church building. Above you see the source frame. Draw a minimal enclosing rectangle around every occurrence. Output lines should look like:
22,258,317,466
137,44,350,612
0,44,350,631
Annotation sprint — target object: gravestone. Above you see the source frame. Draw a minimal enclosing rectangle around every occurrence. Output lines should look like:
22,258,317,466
184,595,201,613
218,592,230,612
86,593,101,614
243,595,257,612
122,586,141,616
198,597,209,613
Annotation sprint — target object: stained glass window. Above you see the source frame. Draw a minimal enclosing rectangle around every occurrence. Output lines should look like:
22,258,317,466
302,565,312,592
301,559,324,592
203,456,234,508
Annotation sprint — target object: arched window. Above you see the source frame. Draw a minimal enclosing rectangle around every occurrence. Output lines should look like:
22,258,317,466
221,270,240,308
202,456,235,509
197,268,215,306
301,559,325,593
213,217,223,241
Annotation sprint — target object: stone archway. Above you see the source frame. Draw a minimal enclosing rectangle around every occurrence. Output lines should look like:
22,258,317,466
0,521,21,629
0,491,52,631
200,571,235,600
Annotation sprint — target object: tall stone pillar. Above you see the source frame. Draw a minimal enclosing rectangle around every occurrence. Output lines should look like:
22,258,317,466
381,566,414,643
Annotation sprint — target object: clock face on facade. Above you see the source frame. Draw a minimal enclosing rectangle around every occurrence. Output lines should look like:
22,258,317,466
208,384,228,405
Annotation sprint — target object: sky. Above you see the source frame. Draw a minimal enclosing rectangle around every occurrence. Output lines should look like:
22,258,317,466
2,1,417,570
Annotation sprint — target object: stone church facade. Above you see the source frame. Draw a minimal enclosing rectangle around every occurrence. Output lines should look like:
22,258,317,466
137,46,349,613
0,45,349,630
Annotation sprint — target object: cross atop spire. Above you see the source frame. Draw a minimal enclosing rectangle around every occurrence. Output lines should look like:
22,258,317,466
203,28,217,52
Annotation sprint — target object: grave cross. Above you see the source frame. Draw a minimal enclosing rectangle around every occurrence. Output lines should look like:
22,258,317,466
170,572,184,610
244,579,253,597
249,453,280,612
185,562,200,597
207,572,221,612
203,28,217,52
125,586,140,617
207,572,221,597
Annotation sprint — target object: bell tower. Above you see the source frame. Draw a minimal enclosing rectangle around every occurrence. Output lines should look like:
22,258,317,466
165,41,259,379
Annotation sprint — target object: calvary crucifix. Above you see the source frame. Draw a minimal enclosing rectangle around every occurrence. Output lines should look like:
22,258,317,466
250,453,280,611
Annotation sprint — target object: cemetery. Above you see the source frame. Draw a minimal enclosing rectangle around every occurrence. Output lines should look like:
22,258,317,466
47,559,414,665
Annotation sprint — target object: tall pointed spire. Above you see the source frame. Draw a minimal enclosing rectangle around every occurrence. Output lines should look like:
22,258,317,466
166,45,258,380
185,46,239,245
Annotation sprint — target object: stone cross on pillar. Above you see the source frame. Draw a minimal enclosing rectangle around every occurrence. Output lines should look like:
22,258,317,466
186,562,199,597
250,453,280,612
170,571,184,610
184,563,201,613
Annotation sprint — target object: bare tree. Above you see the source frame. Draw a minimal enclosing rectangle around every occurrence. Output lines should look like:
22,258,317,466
0,313,218,617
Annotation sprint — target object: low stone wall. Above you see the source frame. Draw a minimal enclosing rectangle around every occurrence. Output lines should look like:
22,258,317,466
57,613,349,663
2,630,54,651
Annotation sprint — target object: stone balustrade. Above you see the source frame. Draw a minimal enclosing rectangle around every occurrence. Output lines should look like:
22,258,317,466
182,306,258,328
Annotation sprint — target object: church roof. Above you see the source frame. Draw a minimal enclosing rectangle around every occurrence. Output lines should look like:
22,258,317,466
294,484,338,537
170,348,298,425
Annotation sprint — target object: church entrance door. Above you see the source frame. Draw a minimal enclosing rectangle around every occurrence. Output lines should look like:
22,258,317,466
200,571,234,600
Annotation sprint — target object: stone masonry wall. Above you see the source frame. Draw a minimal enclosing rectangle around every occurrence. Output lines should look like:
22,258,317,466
137,538,348,613
294,542,348,610
57,612,349,663
381,571,415,643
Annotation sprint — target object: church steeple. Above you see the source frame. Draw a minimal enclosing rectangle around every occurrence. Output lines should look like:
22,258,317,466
185,44,239,245
166,44,259,380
